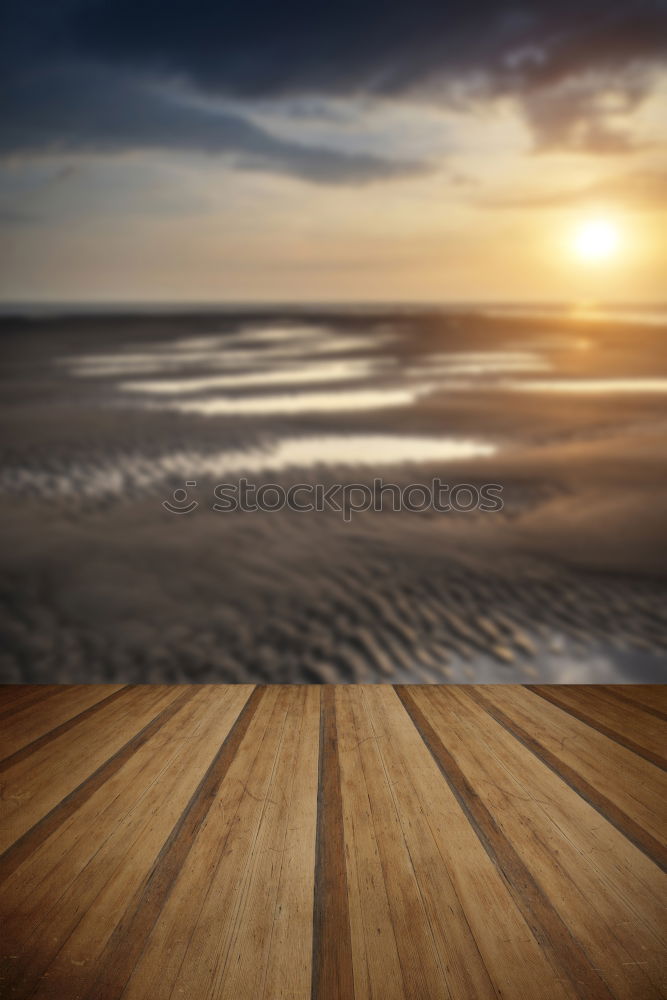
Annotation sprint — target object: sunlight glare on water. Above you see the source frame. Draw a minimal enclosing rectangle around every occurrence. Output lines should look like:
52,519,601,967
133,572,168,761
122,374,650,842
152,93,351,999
150,384,438,415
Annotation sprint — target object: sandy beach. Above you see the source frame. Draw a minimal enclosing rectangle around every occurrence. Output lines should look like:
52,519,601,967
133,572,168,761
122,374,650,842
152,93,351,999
0,305,665,683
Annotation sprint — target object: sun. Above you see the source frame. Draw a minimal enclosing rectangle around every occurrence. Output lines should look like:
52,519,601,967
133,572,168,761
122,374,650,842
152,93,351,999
573,219,620,262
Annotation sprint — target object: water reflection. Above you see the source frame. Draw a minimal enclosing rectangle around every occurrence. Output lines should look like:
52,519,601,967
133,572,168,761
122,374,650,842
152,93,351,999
0,433,497,500
238,433,497,470
506,378,667,393
63,325,391,378
119,358,378,394
410,351,548,376
155,384,438,415
481,305,667,326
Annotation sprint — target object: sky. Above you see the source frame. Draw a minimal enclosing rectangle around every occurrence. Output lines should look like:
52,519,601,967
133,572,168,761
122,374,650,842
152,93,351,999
1,0,666,303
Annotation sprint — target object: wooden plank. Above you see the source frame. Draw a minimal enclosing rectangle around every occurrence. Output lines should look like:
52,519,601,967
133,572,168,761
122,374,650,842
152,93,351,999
262,687,320,1000
430,687,666,999
0,686,255,1000
566,685,667,753
160,686,293,1000
0,686,67,723
77,684,262,1000
0,686,184,853
529,686,666,769
211,685,319,1000
0,683,664,1000
397,686,617,1000
0,685,38,706
120,687,288,1000
467,685,667,870
0,688,226,932
471,685,666,854
0,687,190,880
0,685,130,771
608,686,667,718
335,685,410,1000
363,686,571,1000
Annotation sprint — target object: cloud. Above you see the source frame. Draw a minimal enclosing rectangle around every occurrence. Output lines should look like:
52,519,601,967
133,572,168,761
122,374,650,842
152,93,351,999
1,0,666,165
480,168,667,210
519,71,652,153
0,68,428,184
61,1,666,98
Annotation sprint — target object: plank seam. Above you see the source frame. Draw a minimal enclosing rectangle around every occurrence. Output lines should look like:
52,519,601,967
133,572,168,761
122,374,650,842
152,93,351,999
578,686,667,724
259,686,310,1000
362,687,464,1000
395,685,618,1000
0,686,68,724
0,687,198,886
0,685,134,773
160,688,283,1000
205,689,292,996
528,687,666,771
463,686,667,872
81,685,264,1000
311,687,355,1000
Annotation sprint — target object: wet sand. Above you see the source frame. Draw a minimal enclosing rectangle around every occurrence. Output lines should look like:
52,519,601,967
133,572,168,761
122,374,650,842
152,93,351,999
0,306,665,683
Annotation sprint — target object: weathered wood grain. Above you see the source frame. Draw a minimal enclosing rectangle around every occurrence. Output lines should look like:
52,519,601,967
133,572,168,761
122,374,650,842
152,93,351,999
0,683,663,1000
466,684,667,869
397,686,619,1000
530,685,666,769
0,685,130,772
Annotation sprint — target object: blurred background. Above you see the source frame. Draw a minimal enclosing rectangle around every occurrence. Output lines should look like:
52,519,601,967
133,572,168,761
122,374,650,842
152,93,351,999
1,1,666,682
1,305,665,683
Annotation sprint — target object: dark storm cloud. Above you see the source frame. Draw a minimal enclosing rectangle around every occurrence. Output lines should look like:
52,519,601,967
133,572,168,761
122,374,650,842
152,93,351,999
0,68,427,183
64,0,667,97
2,0,666,167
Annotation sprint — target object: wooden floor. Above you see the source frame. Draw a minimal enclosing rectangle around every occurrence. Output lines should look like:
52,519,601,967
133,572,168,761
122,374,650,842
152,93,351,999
0,684,665,1000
